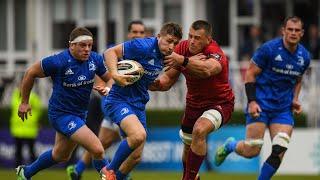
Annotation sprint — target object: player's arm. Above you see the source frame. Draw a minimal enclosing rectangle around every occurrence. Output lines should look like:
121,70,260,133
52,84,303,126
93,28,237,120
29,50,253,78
94,74,114,96
185,54,222,78
164,52,221,78
103,44,133,86
149,68,180,91
104,44,123,76
292,77,303,114
245,60,263,118
19,61,46,121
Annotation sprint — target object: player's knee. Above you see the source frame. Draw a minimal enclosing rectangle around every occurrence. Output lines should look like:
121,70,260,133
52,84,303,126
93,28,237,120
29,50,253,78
101,138,114,149
266,132,290,169
242,139,264,158
192,124,207,140
128,131,146,148
90,145,105,159
242,146,261,158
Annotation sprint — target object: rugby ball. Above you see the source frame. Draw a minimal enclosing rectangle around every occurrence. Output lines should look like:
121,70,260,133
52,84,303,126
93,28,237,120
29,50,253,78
117,60,144,83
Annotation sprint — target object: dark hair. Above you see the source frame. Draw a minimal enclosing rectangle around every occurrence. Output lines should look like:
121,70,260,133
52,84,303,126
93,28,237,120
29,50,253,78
128,20,145,32
191,20,213,36
69,27,93,42
160,22,183,40
283,16,304,28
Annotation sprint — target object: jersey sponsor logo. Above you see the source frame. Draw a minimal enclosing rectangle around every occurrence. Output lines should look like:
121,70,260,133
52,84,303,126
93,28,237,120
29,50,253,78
68,121,77,130
286,64,293,69
148,59,155,65
208,53,222,61
89,62,96,71
63,78,94,87
78,75,87,81
65,68,74,75
272,67,301,76
120,107,129,115
275,55,283,61
144,69,161,76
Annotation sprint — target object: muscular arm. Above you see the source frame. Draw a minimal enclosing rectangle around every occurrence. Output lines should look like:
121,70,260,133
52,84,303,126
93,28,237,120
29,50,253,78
21,61,46,104
244,61,262,83
164,52,221,79
104,44,123,76
149,68,181,91
103,44,133,86
245,60,263,118
293,77,302,101
18,61,46,121
185,57,222,78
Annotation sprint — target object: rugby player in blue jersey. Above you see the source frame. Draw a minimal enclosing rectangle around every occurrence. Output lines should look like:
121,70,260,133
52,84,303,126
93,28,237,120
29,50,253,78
16,27,112,180
100,22,182,180
214,16,310,180
67,20,146,180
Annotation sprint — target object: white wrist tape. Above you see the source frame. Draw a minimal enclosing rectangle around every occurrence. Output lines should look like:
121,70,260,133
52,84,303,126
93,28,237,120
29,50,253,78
69,35,93,43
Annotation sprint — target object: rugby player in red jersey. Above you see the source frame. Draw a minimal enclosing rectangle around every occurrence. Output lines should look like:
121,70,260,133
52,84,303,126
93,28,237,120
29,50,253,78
149,20,234,180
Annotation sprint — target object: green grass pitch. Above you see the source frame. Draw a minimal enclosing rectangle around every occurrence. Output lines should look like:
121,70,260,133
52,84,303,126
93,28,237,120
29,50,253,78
2,169,319,180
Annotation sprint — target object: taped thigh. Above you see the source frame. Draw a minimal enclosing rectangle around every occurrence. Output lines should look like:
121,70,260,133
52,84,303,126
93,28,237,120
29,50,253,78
200,109,222,131
272,132,290,148
244,139,264,147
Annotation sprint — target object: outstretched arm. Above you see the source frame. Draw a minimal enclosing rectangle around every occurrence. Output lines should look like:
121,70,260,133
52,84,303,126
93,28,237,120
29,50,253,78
164,52,222,78
149,68,180,91
19,61,46,121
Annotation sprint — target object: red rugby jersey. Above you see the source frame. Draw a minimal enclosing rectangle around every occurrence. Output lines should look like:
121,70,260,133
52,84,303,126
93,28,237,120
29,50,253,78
175,40,234,108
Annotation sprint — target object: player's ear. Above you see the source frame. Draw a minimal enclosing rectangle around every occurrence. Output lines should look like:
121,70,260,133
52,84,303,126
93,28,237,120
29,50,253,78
300,29,304,37
281,27,285,36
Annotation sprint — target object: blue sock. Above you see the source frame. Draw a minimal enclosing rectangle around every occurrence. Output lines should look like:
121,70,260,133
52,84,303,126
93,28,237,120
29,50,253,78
107,139,134,171
75,160,86,175
258,162,276,180
24,149,57,178
92,158,108,172
225,139,237,153
116,170,127,180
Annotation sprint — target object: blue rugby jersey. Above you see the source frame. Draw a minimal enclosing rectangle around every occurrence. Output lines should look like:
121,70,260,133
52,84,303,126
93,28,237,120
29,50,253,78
107,37,164,110
41,49,106,118
252,38,310,111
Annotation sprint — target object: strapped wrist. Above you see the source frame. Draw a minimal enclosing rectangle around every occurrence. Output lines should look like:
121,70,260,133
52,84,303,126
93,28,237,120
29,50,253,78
182,57,189,67
245,82,256,103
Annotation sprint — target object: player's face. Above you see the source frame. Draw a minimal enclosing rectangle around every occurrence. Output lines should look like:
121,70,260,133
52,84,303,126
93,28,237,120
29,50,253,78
128,24,145,39
69,40,93,61
282,20,304,46
188,28,211,54
157,34,180,56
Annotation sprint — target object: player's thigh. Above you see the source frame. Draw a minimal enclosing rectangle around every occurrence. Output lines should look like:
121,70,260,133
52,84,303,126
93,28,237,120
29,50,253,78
269,123,293,139
70,125,103,153
52,132,77,159
245,122,267,139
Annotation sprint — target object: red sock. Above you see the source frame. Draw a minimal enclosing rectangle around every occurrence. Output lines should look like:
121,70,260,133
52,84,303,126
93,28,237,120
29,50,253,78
184,149,205,180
